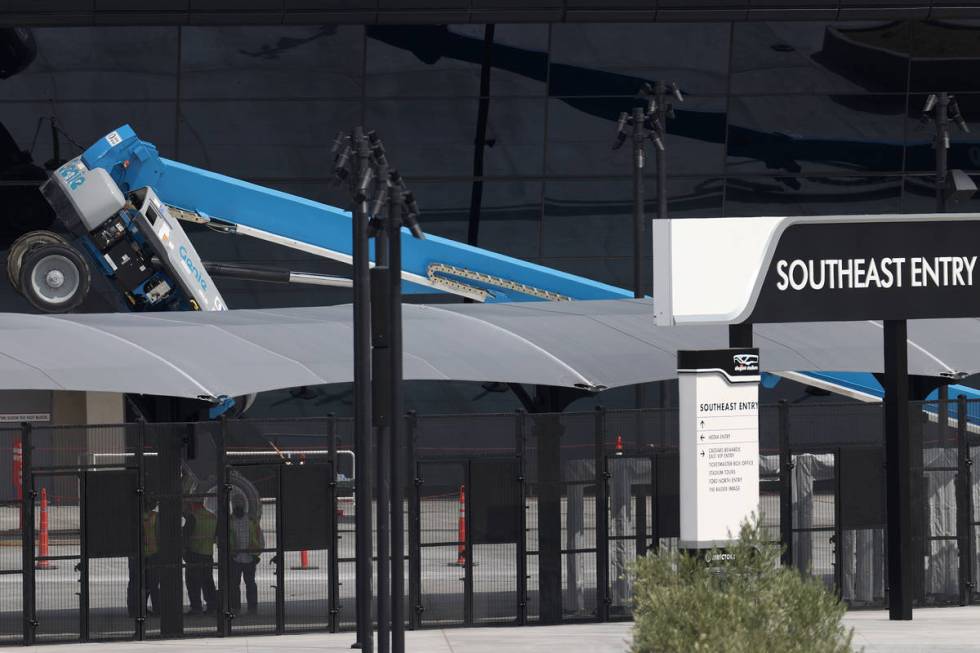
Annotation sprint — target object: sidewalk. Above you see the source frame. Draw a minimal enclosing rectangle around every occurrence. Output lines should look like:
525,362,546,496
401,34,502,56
844,604,980,652
21,605,980,652
24,623,633,653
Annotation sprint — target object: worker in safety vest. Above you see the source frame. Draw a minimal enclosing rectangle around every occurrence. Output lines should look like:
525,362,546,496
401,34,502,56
127,501,160,617
182,500,217,615
229,495,265,614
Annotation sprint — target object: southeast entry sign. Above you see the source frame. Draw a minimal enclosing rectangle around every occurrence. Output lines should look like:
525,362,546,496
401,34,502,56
653,213,980,325
775,256,976,291
678,348,760,549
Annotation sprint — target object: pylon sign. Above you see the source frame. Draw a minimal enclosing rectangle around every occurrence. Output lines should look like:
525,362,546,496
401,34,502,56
653,213,980,325
678,348,760,548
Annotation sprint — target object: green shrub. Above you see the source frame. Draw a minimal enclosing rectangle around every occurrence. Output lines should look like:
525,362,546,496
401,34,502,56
630,517,854,653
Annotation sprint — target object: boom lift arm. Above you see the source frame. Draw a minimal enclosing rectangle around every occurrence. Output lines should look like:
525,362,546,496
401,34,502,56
80,125,632,304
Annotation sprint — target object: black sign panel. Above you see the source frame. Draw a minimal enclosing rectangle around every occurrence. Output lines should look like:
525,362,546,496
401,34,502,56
839,448,885,529
655,453,679,538
86,470,138,558
748,219,980,323
282,464,333,551
677,348,760,379
470,460,521,545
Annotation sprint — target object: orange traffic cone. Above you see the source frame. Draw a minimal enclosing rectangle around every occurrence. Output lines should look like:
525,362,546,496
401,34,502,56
615,434,624,456
36,487,55,570
290,547,320,570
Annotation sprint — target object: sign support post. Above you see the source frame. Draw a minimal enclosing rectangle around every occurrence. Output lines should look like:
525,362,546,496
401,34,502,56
883,319,913,620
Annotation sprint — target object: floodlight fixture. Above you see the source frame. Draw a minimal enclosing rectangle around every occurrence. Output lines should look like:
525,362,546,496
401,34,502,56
332,144,352,182
389,171,424,240
613,112,629,150
371,184,389,218
354,165,374,202
330,130,347,154
367,129,388,167
331,131,351,182
949,98,970,133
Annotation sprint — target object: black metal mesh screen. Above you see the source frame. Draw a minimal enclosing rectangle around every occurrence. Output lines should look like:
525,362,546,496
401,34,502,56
2,401,980,644
0,427,23,643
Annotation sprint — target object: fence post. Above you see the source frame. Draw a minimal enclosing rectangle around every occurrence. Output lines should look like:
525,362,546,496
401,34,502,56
328,414,340,633
957,395,972,605
79,468,89,642
594,406,609,622
463,462,473,626
778,400,793,567
275,464,285,634
406,411,421,630
135,419,146,641
516,409,527,626
834,448,843,598
216,418,229,636
20,422,34,645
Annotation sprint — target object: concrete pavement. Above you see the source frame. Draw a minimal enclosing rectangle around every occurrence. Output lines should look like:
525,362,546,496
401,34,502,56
23,623,633,652
20,605,980,651
844,605,980,652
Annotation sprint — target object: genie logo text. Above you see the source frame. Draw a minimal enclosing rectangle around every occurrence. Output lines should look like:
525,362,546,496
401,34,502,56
58,162,86,191
179,245,208,292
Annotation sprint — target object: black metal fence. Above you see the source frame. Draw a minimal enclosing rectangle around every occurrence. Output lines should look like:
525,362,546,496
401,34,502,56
0,398,975,644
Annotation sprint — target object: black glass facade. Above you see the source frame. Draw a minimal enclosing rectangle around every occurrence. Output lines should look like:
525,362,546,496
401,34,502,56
2,20,980,415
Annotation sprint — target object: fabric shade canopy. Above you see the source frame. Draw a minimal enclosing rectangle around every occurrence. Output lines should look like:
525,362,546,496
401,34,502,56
0,299,965,401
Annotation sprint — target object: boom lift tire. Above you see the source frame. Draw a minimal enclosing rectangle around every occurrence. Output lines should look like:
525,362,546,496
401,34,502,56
19,242,90,313
7,230,70,294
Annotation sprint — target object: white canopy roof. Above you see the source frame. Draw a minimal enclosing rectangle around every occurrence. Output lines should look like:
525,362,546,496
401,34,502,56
0,299,967,400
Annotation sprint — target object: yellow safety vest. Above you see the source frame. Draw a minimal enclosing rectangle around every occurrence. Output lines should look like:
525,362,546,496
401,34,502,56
188,507,217,556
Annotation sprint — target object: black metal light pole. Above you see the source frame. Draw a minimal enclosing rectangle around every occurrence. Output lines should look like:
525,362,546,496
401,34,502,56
922,92,971,214
333,127,375,653
613,82,683,423
370,167,392,653
336,127,424,653
614,82,683,300
386,170,422,653
371,171,423,653
935,93,951,214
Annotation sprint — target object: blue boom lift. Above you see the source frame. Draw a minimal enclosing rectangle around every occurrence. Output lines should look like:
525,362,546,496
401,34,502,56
17,124,628,316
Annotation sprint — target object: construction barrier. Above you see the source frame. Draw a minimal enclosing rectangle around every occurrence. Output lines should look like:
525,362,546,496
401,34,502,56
449,484,466,567
36,487,55,570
